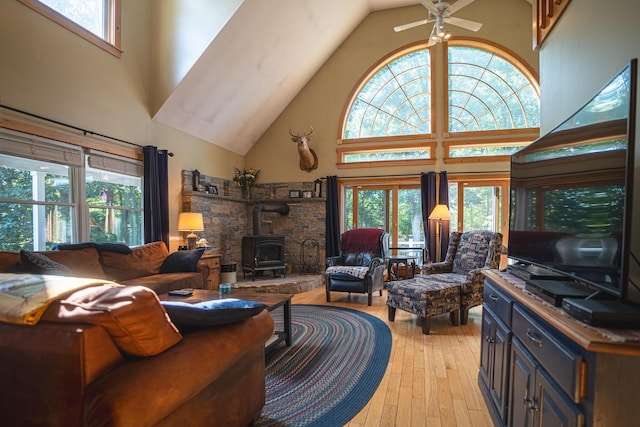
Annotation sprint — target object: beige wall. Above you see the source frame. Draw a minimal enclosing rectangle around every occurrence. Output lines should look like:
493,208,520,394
247,0,537,182
0,0,242,250
538,0,640,133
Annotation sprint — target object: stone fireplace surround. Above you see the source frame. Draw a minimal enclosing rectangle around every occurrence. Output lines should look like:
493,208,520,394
180,170,326,274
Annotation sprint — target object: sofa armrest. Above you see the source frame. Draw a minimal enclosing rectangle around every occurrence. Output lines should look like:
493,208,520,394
326,256,343,268
424,261,453,274
195,261,210,288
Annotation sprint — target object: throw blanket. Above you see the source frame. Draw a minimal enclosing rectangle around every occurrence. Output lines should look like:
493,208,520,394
0,273,116,325
325,266,370,279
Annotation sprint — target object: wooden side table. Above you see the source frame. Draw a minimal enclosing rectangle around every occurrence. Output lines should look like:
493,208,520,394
200,253,221,290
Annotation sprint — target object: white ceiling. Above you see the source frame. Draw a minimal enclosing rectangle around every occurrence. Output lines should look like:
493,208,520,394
152,0,529,155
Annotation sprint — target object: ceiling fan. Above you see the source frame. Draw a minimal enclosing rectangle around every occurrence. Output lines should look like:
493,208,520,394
394,0,482,46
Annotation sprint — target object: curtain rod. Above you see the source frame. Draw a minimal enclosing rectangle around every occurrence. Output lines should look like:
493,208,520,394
0,103,173,156
336,170,509,179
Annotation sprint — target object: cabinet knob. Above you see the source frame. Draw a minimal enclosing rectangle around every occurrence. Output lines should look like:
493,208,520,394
485,336,495,343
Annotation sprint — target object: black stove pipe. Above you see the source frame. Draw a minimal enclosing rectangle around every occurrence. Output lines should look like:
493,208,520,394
253,203,289,235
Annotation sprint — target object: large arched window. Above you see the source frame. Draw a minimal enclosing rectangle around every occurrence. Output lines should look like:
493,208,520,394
339,40,539,165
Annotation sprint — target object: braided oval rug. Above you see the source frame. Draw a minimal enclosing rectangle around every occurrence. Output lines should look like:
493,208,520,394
255,304,392,427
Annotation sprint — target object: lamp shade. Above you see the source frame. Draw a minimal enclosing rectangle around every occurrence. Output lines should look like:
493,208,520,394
177,212,204,232
428,204,451,221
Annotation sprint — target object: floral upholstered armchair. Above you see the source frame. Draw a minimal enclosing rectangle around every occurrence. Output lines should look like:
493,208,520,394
325,228,389,306
425,231,503,323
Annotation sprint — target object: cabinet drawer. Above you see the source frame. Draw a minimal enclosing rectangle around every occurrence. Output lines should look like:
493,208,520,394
484,280,513,326
512,305,583,402
201,255,220,269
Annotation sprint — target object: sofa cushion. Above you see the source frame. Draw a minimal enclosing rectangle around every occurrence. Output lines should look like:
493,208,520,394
160,248,205,273
100,241,169,282
36,248,106,279
19,251,73,275
160,298,267,331
42,284,182,357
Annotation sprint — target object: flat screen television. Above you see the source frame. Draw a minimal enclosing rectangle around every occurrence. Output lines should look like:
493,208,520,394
508,59,637,303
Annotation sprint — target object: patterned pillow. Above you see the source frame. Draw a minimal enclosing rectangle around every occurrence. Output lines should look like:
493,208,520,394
20,250,73,275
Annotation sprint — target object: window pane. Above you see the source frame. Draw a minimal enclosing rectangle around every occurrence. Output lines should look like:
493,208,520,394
344,149,429,163
463,186,496,231
86,162,143,246
0,154,74,250
40,0,106,38
397,188,425,264
0,202,73,251
357,189,389,229
345,49,431,138
449,145,525,157
448,46,540,132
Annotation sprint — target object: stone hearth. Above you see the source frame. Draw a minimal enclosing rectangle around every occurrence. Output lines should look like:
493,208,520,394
232,274,323,294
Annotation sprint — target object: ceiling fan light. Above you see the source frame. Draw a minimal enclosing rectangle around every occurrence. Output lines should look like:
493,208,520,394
443,32,452,40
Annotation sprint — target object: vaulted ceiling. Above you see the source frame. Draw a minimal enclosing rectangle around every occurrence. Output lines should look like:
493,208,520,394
153,0,532,155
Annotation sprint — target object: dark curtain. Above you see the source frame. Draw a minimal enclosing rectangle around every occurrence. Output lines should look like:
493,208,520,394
438,171,450,259
326,175,340,257
420,172,437,263
143,146,169,248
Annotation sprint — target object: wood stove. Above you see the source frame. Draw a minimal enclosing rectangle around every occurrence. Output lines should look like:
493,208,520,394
241,235,285,280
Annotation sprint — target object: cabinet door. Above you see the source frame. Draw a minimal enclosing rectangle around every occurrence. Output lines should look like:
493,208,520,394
479,308,496,388
492,317,511,420
535,369,585,427
509,339,536,427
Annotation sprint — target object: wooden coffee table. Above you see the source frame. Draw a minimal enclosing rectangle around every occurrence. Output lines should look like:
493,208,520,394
159,289,293,352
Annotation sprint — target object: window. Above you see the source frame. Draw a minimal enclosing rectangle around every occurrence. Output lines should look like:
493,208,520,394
344,49,432,139
18,0,122,57
448,44,539,132
339,39,539,244
340,40,539,166
0,129,142,250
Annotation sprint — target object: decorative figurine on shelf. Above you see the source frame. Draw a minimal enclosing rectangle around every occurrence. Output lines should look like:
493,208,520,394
233,167,260,200
224,180,231,196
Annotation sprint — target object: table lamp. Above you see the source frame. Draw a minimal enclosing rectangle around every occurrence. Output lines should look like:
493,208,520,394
428,204,451,262
177,212,204,250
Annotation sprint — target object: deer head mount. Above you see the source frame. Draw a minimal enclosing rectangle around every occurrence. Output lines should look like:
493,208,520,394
289,126,318,173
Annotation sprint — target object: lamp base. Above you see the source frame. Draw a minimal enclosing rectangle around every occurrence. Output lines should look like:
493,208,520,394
187,234,197,250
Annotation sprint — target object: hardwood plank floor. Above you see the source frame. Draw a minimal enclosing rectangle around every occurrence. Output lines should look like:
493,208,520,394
291,285,493,427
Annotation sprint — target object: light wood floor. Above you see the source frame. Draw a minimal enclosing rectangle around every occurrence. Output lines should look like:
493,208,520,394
291,285,493,427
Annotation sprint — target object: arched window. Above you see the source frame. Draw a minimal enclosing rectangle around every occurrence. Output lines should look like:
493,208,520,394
340,40,539,165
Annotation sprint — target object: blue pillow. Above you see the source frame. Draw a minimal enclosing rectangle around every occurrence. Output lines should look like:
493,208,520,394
160,298,267,330
160,248,205,273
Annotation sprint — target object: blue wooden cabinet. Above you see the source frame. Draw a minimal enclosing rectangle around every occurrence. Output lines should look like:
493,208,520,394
480,271,640,427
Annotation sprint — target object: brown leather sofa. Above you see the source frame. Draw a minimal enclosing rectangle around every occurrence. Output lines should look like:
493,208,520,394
0,309,274,426
0,241,209,294
0,243,276,426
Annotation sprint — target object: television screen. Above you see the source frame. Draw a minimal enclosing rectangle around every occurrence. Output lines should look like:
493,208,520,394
508,60,636,299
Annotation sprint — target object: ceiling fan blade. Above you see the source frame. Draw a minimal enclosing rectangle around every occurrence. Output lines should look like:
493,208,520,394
394,19,429,32
449,0,476,15
417,0,439,14
444,16,483,32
